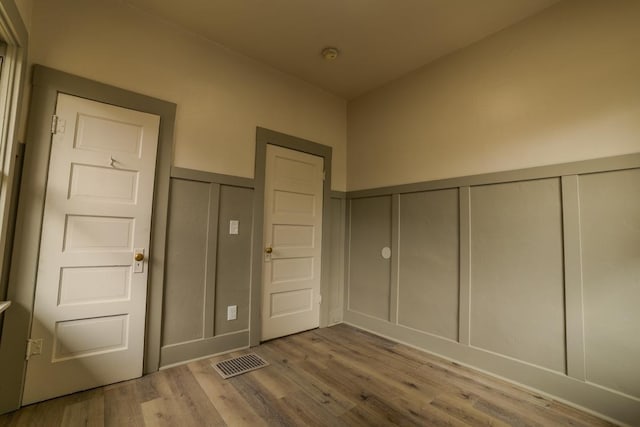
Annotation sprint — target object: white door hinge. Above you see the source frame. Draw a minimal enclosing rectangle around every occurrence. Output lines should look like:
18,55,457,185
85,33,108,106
26,338,43,360
51,115,66,135
322,170,326,181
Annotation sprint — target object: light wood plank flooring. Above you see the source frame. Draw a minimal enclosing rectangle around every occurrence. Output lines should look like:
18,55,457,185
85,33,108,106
0,324,616,426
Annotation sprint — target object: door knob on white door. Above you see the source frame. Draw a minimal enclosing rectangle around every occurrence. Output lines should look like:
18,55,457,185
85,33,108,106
133,249,145,273
265,247,273,254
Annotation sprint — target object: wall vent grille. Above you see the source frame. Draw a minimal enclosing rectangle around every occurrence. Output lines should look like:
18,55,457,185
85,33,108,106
212,353,269,379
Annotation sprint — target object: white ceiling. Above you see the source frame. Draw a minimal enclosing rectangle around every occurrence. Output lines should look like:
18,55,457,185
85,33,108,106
124,0,559,99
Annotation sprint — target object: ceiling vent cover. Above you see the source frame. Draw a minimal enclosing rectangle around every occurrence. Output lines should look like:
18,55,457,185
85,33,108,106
212,353,269,379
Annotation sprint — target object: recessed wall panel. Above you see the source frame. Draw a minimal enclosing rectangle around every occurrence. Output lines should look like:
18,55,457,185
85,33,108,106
69,164,138,204
329,197,346,325
58,266,130,305
215,185,253,335
162,179,209,345
348,196,391,320
75,114,143,156
63,215,133,252
54,315,128,361
398,189,459,340
470,179,565,372
579,168,640,398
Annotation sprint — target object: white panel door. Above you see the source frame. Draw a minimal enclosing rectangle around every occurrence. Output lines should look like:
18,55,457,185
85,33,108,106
262,144,323,341
22,94,160,404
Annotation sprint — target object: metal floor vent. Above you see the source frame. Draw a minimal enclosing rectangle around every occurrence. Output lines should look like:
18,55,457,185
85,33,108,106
212,353,269,379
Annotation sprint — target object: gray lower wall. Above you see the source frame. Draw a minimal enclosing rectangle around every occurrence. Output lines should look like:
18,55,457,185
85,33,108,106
470,179,566,373
398,189,459,341
161,176,252,366
328,194,346,326
348,196,392,321
160,168,345,366
344,154,640,425
578,169,640,400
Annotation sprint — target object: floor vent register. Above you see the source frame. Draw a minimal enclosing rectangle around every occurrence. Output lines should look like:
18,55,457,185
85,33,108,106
212,353,269,379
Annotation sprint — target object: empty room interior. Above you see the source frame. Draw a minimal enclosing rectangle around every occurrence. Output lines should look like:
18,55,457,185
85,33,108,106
0,0,639,425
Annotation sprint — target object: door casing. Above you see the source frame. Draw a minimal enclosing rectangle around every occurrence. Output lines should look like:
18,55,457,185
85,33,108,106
0,65,176,413
251,127,332,346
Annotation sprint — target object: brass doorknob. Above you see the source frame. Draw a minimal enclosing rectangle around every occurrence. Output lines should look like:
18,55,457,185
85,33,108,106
265,247,273,254
134,253,144,262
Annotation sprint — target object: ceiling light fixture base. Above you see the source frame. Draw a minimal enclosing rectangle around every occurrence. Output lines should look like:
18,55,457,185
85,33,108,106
321,47,339,61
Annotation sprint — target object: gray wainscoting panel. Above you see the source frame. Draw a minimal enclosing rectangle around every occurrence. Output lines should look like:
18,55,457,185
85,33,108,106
398,189,459,340
215,185,254,336
579,168,640,399
161,177,254,366
163,179,211,345
469,179,566,373
348,196,392,320
329,196,346,325
343,153,640,424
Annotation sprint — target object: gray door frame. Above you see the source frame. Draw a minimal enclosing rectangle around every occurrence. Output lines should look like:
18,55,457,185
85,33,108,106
0,65,175,413
250,127,332,346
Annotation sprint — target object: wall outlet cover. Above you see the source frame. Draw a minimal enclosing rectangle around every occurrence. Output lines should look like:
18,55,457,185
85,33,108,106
227,305,237,320
229,220,239,235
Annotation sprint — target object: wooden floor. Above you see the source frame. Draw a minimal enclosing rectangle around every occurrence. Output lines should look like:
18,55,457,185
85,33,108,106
0,324,615,427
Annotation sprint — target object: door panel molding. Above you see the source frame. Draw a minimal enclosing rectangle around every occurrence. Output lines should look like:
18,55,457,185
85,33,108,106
0,65,175,413
251,127,332,346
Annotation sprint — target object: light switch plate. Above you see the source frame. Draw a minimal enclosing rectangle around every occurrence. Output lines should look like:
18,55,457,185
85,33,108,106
227,305,237,321
229,220,239,235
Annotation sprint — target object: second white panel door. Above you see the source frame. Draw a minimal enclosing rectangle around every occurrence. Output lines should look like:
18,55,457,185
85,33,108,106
262,144,324,341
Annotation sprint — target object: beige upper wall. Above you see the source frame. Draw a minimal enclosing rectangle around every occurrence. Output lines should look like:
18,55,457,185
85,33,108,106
13,0,31,33
27,0,347,190
347,0,640,191
21,0,640,192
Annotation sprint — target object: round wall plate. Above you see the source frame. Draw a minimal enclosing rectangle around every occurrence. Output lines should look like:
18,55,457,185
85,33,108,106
381,246,391,259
